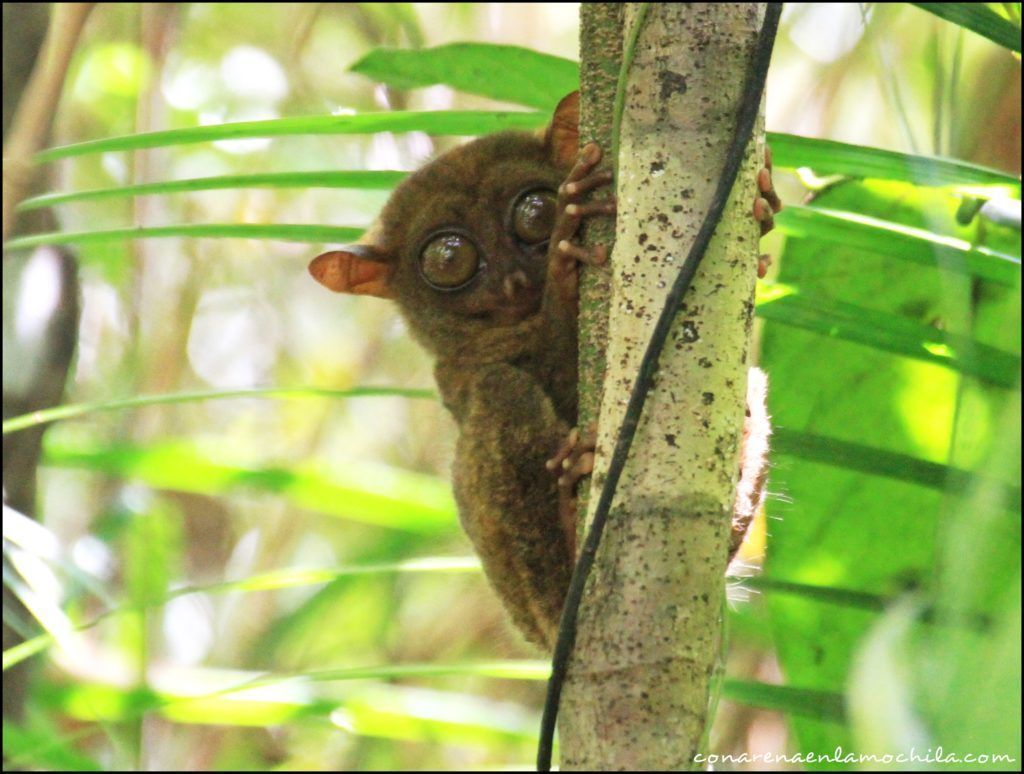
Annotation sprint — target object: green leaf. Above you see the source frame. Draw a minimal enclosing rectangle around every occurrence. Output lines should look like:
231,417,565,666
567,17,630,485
756,283,1021,388
34,111,547,163
757,170,1020,758
34,664,842,730
350,43,579,111
3,386,436,435
768,132,1021,191
775,205,1021,287
912,3,1022,52
172,556,481,599
42,438,458,534
3,556,481,672
4,224,364,251
771,428,1021,508
17,171,408,211
2,722,103,771
746,577,888,612
721,681,846,724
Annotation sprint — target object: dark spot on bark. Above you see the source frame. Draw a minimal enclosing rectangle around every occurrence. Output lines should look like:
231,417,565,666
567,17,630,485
698,357,712,368
659,70,688,101
702,392,714,405
638,233,648,245
681,320,699,342
681,188,694,199
650,159,664,175
665,433,678,448
672,204,683,213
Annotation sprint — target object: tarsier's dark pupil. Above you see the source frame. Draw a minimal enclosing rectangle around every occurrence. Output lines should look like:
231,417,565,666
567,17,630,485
513,189,558,244
421,233,479,288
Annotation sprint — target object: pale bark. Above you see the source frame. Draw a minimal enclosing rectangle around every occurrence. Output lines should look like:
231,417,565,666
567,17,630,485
561,4,765,769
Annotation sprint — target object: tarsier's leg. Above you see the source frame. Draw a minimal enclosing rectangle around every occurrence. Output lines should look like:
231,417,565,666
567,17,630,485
452,364,575,650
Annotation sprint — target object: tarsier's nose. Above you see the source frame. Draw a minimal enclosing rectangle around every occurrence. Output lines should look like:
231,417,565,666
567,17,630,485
502,270,532,301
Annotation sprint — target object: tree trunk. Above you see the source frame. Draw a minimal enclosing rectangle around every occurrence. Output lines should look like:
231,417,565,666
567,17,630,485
562,4,766,769
2,2,84,726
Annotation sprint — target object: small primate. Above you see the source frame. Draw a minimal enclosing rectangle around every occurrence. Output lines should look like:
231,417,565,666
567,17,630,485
309,92,780,650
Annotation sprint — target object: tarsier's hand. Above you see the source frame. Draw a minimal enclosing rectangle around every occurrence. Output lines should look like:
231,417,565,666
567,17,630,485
545,424,598,560
547,142,617,303
753,145,784,278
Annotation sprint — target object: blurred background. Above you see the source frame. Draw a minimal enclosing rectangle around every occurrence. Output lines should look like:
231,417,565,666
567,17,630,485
3,3,1020,770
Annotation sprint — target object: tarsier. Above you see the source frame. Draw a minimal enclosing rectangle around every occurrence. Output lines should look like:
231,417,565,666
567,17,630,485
309,92,779,650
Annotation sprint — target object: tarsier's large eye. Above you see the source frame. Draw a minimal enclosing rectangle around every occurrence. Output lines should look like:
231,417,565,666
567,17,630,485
512,189,557,245
420,232,480,289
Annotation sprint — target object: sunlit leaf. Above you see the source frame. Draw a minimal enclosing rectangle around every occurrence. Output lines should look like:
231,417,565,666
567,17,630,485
3,557,481,672
3,386,436,435
756,284,1021,388
17,171,408,211
42,438,458,534
350,43,579,110
33,111,547,163
912,2,1022,52
768,132,1021,191
775,205,1021,287
4,224,364,251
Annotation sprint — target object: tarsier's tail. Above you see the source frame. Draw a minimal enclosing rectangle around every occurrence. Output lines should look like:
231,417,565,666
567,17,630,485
730,366,771,560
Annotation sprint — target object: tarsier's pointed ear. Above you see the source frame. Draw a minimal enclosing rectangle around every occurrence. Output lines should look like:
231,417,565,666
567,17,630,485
540,91,580,168
309,223,395,299
309,247,393,298
310,219,394,298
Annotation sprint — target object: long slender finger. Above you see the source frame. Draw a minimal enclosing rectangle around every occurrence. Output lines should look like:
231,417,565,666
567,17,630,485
557,240,608,267
563,168,614,198
753,197,776,236
565,200,617,218
546,427,580,472
565,142,602,184
758,168,783,215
